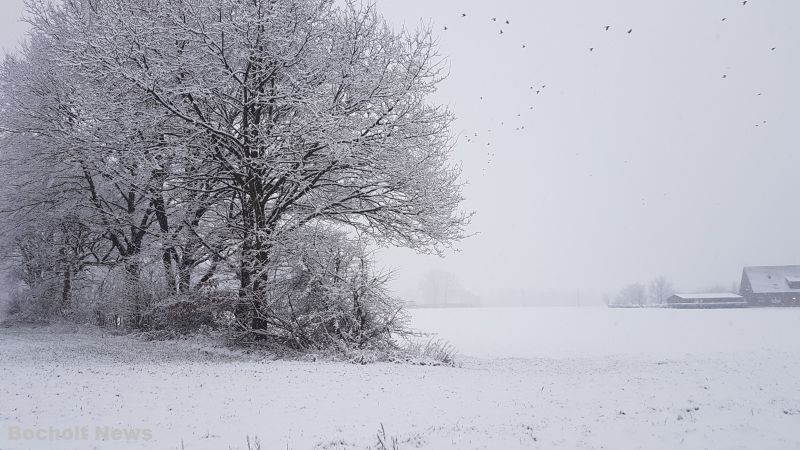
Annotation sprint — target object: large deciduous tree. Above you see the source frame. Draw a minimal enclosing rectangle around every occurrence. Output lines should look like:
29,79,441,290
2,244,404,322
1,0,469,340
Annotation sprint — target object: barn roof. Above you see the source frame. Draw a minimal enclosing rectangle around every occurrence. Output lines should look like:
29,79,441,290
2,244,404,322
672,293,743,300
743,265,800,293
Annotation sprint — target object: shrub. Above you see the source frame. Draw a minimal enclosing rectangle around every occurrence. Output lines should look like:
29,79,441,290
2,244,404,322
146,292,237,334
4,281,60,324
236,228,409,352
402,338,458,366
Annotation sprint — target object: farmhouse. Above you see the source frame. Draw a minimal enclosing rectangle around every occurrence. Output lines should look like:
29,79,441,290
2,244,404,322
665,293,746,309
739,265,800,307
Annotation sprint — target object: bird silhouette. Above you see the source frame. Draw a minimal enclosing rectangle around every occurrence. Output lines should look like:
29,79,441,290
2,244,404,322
627,28,633,34
491,17,497,22
721,17,727,21
500,29,504,34
461,13,467,17
742,0,747,4
444,26,448,31
722,74,727,78
505,20,510,25
771,47,776,51
605,25,610,31
589,47,594,51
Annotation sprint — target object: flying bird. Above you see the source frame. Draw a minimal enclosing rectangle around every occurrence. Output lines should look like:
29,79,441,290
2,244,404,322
522,44,527,48
589,47,594,51
722,17,727,21
444,26,448,31
627,28,633,34
505,20,510,25
771,47,776,51
462,13,467,17
500,29,504,34
492,17,497,22
742,0,747,4
722,74,727,78
605,25,610,31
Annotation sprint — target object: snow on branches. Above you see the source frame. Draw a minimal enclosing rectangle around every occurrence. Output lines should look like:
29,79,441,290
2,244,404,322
0,0,469,346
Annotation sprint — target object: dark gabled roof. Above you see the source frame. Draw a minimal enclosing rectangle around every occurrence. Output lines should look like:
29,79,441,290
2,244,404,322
743,265,800,293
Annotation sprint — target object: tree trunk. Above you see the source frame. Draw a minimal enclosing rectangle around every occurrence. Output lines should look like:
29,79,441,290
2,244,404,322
125,261,144,329
162,249,176,294
61,268,72,317
178,262,192,294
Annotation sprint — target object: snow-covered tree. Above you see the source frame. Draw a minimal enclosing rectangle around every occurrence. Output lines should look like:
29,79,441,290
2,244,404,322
613,283,646,306
26,0,468,327
1,0,469,342
648,276,674,305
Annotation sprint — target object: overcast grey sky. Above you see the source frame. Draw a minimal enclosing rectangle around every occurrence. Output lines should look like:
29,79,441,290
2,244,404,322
2,0,800,301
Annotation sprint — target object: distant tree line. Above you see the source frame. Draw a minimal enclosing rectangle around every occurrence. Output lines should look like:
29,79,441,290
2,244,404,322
609,277,675,307
0,0,469,351
609,277,740,307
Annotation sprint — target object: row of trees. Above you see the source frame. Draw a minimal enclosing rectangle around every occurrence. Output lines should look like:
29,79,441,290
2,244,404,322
610,277,675,306
0,0,469,349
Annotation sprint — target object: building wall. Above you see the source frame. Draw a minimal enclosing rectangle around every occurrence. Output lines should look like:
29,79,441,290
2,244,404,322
744,292,800,307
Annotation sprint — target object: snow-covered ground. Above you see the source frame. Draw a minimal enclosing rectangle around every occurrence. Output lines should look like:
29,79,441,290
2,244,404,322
2,307,800,449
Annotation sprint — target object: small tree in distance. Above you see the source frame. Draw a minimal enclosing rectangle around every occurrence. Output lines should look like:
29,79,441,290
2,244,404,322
613,283,647,306
648,276,674,305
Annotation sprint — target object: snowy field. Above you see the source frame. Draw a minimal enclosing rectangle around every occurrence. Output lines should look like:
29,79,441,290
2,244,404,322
2,307,800,450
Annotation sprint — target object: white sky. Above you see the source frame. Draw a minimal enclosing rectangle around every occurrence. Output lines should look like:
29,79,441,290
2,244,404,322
3,0,800,301
375,0,800,300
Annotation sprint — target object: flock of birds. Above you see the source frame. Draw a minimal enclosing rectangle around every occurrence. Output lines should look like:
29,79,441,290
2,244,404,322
439,1,778,173
443,12,637,171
